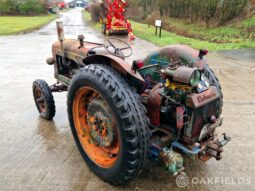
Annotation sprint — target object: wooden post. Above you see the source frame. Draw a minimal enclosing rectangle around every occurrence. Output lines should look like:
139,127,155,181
148,15,151,28
155,20,162,38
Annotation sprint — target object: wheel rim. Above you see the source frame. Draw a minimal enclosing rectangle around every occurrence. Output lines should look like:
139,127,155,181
34,87,46,113
73,87,120,168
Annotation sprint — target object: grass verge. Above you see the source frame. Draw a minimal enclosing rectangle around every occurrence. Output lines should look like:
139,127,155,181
162,16,255,44
0,14,57,35
83,11,255,51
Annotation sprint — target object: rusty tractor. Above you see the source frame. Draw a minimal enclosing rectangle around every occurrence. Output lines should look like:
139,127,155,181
32,21,231,185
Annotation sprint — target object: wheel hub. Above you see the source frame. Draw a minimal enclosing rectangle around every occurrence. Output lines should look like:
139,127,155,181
87,99,115,147
35,88,46,113
73,87,120,168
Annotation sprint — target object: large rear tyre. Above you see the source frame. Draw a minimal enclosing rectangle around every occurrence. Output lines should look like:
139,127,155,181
32,80,56,120
67,64,150,185
204,64,223,116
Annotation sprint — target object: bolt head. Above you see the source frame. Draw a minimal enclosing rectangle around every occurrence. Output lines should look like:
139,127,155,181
209,115,217,124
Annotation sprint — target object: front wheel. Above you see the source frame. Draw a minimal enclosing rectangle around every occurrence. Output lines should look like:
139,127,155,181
67,64,150,185
32,79,56,120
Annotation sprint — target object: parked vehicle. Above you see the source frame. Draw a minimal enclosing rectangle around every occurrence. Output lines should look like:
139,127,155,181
33,21,230,185
58,2,66,10
48,7,57,14
69,3,75,8
88,0,135,41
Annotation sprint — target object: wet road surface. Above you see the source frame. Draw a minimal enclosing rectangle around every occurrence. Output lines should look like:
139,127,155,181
0,8,255,191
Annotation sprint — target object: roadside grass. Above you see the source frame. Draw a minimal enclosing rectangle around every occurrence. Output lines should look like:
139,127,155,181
165,16,255,44
0,14,57,35
83,11,255,51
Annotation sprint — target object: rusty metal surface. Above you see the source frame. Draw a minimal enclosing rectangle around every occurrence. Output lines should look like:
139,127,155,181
146,83,163,126
185,86,220,109
52,39,145,83
143,45,206,70
176,106,185,129
172,67,199,85
161,66,200,85
56,20,64,41
0,8,255,191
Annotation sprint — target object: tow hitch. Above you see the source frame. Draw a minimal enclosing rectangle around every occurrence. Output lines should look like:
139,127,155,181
168,133,231,162
199,133,231,162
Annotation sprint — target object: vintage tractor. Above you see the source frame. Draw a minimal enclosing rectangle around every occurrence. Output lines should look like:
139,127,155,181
88,0,135,41
32,21,230,185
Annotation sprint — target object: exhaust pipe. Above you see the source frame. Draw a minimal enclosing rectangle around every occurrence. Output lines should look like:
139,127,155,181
56,20,65,64
56,20,64,41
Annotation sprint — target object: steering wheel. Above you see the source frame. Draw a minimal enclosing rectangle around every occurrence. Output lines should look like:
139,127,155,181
104,38,133,58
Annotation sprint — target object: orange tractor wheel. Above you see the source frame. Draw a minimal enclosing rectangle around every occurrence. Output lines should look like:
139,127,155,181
67,64,150,185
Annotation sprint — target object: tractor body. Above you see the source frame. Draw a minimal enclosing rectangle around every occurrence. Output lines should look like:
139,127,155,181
33,22,230,184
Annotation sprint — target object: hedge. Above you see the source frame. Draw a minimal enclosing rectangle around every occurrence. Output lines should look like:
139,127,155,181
0,0,46,15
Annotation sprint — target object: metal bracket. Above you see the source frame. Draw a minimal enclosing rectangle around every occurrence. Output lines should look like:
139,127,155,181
50,83,68,93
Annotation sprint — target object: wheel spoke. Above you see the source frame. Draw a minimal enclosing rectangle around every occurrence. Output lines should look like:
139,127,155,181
36,97,44,103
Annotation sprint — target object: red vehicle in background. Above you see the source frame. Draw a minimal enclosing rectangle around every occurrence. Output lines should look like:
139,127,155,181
89,0,135,41
58,2,66,10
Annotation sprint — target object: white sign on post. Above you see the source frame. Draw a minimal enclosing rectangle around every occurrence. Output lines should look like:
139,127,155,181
155,20,162,27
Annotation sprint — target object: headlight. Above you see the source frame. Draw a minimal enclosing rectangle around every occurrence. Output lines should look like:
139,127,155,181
190,70,201,87
201,74,210,87
201,74,206,81
197,74,210,92
197,82,204,90
204,80,210,87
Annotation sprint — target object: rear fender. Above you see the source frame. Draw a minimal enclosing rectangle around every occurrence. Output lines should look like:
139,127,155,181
83,55,146,93
142,45,207,83
52,40,146,93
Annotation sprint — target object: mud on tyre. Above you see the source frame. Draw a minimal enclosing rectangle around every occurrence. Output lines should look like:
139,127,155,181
67,64,150,185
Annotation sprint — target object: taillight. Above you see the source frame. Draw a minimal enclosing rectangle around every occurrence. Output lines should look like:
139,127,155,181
198,49,208,59
132,59,144,71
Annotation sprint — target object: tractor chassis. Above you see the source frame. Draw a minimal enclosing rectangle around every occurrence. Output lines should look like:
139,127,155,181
50,82,68,93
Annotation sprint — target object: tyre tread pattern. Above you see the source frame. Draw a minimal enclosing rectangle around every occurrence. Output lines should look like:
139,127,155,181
68,64,150,185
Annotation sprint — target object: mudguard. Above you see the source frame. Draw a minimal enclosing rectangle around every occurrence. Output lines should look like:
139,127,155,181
141,45,207,82
143,45,206,68
52,39,145,92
